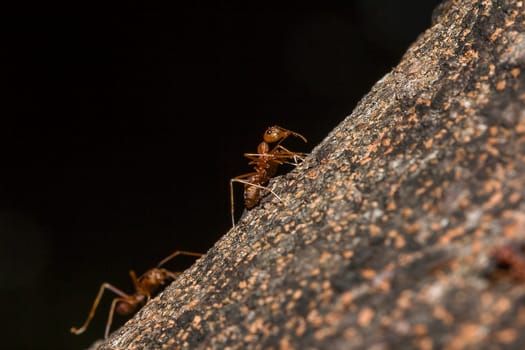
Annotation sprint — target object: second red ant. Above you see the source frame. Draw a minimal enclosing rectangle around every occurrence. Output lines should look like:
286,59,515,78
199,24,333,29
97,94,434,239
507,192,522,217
230,125,307,226
70,250,203,339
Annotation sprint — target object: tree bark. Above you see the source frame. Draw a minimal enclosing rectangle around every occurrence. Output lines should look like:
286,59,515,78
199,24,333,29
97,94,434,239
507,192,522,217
91,0,525,349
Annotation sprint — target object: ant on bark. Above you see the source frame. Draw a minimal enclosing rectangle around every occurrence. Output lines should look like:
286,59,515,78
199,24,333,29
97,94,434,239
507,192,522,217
230,125,307,227
70,250,203,339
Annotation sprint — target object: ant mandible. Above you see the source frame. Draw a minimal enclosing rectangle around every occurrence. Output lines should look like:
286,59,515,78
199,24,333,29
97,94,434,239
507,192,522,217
230,125,307,227
70,250,203,339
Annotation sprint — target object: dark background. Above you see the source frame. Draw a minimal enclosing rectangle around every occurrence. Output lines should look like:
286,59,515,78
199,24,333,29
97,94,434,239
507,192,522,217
1,1,442,349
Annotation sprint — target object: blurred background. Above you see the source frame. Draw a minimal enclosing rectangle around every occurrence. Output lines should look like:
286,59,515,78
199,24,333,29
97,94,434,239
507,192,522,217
1,1,442,349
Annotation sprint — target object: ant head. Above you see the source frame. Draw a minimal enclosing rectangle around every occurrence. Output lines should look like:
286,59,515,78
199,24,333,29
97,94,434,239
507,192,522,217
263,126,307,144
263,126,285,143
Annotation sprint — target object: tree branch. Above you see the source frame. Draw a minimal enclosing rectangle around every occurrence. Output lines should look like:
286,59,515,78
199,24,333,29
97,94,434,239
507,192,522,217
91,1,525,348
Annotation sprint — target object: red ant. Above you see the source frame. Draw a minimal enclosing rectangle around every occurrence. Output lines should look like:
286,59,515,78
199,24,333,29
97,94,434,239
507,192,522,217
70,250,203,339
230,125,307,226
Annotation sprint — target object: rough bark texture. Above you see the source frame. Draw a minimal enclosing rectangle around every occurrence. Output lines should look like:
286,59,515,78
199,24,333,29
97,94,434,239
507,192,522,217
91,0,525,349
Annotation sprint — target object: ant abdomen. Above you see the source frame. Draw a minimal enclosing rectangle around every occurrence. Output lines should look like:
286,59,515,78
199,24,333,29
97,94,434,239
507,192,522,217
244,184,261,209
116,301,137,315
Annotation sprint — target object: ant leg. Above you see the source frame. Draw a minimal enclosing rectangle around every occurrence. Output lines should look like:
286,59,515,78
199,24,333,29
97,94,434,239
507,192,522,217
244,148,307,165
105,297,127,339
231,178,285,224
230,179,237,227
129,270,140,291
156,250,204,267
231,179,284,204
230,172,258,227
274,145,308,164
70,283,130,336
243,153,286,166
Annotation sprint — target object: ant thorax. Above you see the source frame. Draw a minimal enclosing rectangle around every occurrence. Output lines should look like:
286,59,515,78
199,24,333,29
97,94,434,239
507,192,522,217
257,141,270,154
